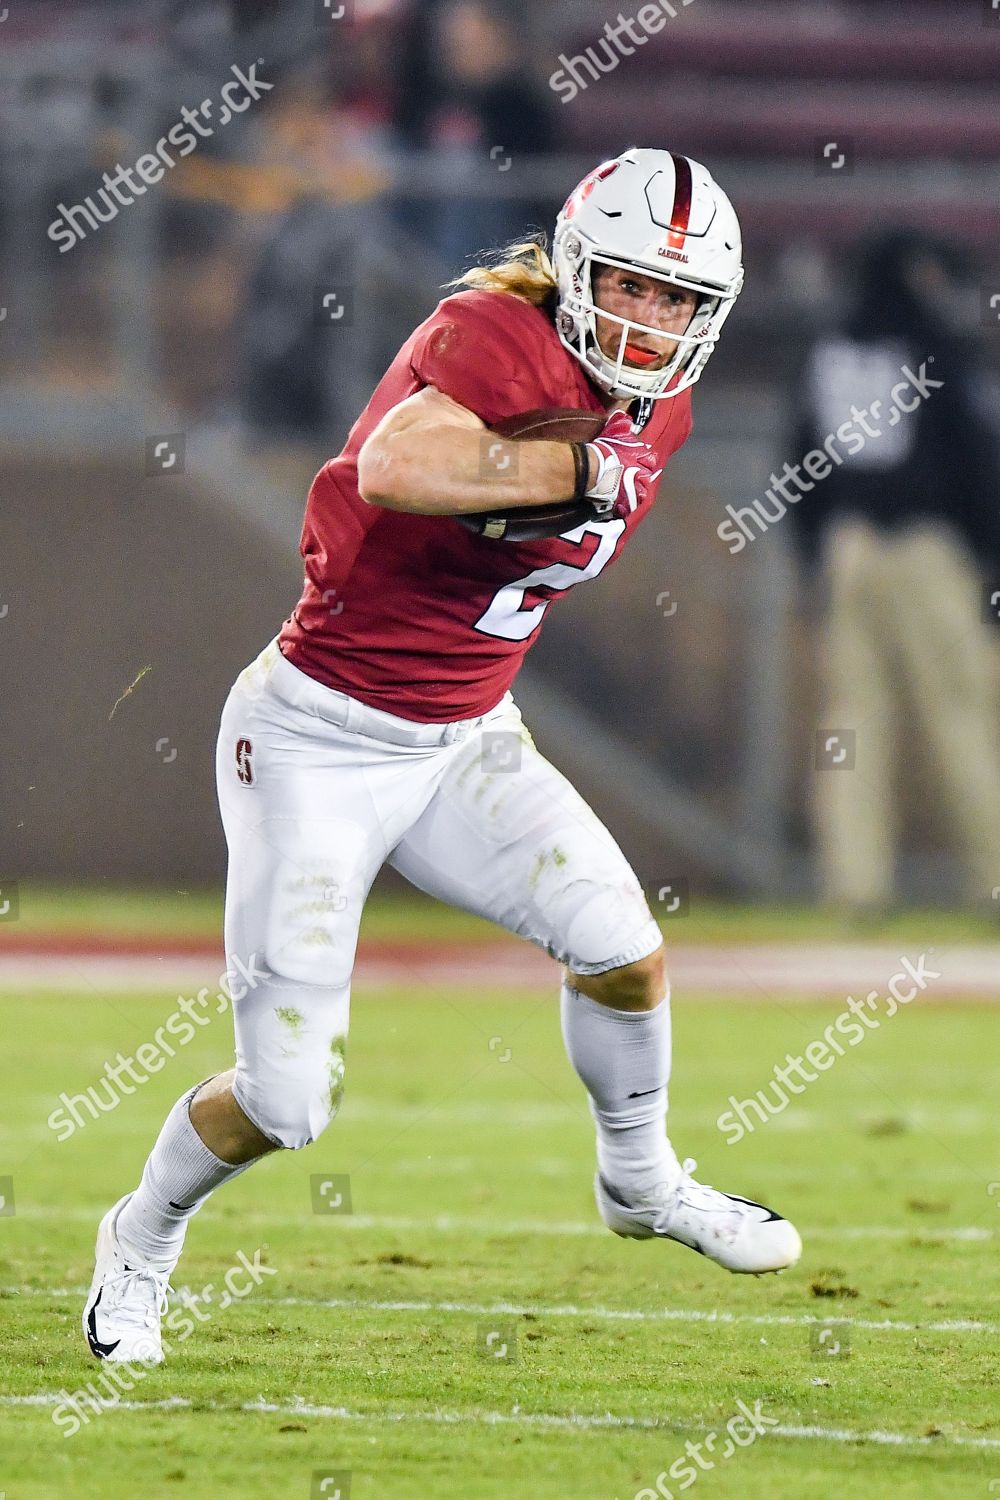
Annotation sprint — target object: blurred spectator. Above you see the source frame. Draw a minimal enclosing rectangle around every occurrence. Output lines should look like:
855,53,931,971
789,229,1000,911
391,0,555,269
229,62,386,440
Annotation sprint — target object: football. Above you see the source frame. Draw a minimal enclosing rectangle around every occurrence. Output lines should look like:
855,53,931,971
456,407,608,541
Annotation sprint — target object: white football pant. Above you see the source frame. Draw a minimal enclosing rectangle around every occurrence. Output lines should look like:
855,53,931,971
216,639,662,1148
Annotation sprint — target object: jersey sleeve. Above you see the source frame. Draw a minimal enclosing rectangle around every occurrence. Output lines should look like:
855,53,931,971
409,292,547,426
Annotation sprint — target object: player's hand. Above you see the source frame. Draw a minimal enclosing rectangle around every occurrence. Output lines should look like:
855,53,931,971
584,410,662,521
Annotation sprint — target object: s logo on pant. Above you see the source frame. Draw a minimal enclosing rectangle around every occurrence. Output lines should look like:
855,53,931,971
235,738,254,786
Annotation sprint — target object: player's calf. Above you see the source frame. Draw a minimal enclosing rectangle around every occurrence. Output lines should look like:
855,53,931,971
561,950,681,1207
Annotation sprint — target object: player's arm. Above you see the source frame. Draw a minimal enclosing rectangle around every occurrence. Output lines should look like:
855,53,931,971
357,385,595,515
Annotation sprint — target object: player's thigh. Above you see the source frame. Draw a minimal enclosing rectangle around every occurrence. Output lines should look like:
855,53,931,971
216,664,391,990
388,701,661,973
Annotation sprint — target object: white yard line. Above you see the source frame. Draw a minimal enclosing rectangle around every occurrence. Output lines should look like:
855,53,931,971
4,1286,995,1336
263,1295,997,1335
11,1205,995,1241
2,1391,998,1449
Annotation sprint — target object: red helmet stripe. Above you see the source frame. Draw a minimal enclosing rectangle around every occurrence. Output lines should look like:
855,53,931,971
666,153,693,248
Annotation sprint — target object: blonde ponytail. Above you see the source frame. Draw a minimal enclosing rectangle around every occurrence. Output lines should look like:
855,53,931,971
447,234,558,306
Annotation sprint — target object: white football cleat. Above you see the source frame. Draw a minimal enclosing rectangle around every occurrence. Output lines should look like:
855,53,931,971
83,1194,171,1363
595,1159,802,1274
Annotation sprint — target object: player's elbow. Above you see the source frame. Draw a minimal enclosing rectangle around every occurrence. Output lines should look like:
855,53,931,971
357,435,420,511
357,439,399,508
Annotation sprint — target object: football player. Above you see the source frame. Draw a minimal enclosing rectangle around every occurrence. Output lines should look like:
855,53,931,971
85,147,800,1364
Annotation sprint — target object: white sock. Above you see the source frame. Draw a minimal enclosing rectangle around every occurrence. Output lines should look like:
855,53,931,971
560,980,682,1199
115,1079,259,1272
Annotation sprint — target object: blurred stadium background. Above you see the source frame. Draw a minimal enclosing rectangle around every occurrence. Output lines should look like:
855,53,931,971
1,0,999,909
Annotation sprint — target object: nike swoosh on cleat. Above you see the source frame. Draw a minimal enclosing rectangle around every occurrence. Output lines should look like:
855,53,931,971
86,1286,121,1358
721,1192,782,1222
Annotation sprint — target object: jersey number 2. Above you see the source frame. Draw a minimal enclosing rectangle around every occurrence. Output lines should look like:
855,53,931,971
473,519,627,642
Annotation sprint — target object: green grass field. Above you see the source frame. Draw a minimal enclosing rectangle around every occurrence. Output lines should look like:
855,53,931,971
2,896,999,1498
12,880,1000,946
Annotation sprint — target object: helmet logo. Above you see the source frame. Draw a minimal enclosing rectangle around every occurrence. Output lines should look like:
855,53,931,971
657,248,689,264
563,158,620,219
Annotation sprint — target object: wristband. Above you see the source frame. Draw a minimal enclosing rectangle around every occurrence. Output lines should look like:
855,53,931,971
570,441,591,502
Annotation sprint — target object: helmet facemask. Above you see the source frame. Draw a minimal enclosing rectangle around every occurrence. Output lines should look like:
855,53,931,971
554,232,742,402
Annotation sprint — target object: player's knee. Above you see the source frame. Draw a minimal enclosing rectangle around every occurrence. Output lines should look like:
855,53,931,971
234,1058,346,1151
571,943,666,1012
549,858,657,975
241,1092,336,1151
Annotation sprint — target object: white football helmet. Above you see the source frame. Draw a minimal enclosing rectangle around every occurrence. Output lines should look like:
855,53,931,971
552,147,744,401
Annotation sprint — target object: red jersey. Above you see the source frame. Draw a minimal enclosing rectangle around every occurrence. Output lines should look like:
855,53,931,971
279,289,693,721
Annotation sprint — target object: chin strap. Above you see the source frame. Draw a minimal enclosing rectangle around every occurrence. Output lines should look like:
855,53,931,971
630,396,654,431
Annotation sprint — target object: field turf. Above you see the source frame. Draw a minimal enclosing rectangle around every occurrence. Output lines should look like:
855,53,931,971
1,895,998,1498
